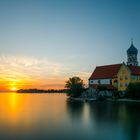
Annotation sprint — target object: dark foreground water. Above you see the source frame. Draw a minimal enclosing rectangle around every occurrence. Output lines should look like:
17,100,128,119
0,93,140,140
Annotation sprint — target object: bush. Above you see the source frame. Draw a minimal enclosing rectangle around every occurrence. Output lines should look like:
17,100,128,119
112,90,120,99
126,82,140,99
65,77,84,98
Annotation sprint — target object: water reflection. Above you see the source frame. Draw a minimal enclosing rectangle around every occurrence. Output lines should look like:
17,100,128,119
0,93,68,140
0,93,140,140
88,102,140,140
66,100,140,140
120,103,140,140
66,99,84,121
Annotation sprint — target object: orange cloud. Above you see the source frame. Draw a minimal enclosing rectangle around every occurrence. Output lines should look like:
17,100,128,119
0,55,69,90
0,55,90,91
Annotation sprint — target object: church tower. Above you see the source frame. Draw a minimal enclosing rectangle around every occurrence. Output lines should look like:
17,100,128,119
127,39,138,66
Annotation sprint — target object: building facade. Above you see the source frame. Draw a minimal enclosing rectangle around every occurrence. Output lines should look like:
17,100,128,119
89,41,140,91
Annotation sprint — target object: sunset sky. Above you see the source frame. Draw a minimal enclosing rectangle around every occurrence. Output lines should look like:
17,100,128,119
0,0,139,91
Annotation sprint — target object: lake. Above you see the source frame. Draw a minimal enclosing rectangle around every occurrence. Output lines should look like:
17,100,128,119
0,93,140,140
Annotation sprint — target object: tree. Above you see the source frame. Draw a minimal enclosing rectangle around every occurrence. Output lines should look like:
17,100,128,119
65,77,84,98
126,82,140,99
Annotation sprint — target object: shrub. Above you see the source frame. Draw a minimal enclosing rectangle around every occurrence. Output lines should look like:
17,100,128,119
65,77,84,98
112,90,120,99
126,82,140,99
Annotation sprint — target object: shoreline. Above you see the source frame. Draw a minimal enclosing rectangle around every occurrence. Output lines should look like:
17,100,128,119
68,97,140,103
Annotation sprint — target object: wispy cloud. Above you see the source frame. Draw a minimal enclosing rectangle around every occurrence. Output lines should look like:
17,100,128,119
0,55,69,89
0,55,90,90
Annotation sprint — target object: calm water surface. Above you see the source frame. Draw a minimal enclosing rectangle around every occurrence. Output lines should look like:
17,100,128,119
0,93,140,140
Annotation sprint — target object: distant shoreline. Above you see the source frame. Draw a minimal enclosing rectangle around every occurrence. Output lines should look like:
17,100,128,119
16,88,66,93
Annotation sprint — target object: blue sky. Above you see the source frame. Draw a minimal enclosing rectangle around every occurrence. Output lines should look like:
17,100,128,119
0,0,139,89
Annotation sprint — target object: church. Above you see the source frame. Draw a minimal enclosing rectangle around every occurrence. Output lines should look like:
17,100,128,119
89,40,140,91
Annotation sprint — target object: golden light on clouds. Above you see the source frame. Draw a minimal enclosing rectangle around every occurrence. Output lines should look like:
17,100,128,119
0,55,90,91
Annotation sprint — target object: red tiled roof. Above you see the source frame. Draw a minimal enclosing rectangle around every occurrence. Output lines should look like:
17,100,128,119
90,84,117,90
129,65,140,75
89,64,122,80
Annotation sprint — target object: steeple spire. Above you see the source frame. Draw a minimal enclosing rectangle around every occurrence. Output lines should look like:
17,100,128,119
131,38,133,45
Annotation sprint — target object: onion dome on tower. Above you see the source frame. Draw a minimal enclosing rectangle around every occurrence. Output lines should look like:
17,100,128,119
127,39,138,66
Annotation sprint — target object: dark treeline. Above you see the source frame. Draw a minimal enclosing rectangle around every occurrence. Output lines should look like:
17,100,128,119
17,89,66,93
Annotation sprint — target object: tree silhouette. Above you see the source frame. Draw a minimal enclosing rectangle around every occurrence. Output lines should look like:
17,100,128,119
65,76,84,98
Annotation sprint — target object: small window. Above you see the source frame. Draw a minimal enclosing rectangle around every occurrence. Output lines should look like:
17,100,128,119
125,83,128,87
120,83,123,87
125,76,128,80
98,80,101,84
131,75,135,80
120,76,123,80
90,80,94,84
122,70,125,74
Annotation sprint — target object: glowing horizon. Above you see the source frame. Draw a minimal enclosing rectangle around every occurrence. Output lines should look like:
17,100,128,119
0,55,90,91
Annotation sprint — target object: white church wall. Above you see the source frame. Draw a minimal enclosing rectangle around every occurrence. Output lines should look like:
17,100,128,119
89,79,111,84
